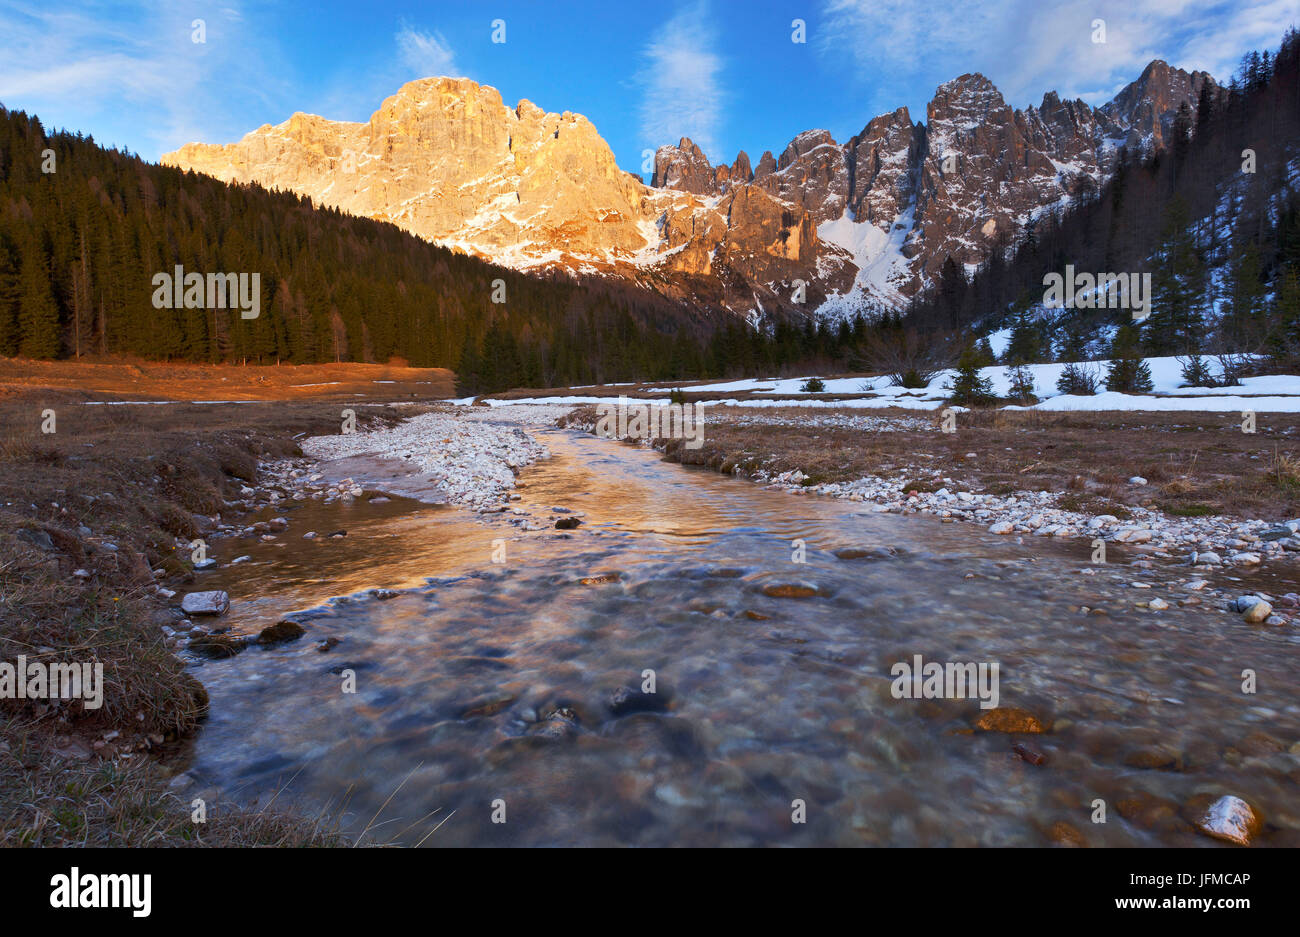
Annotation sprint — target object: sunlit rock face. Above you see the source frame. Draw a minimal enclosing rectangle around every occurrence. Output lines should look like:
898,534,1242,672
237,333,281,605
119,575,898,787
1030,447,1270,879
164,77,851,318
166,63,1212,320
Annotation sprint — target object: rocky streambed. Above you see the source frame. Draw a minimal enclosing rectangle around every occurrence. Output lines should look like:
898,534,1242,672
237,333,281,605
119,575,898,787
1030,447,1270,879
155,410,1300,847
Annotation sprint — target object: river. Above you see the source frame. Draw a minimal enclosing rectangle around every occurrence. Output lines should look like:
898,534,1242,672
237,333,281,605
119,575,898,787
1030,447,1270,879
185,422,1300,846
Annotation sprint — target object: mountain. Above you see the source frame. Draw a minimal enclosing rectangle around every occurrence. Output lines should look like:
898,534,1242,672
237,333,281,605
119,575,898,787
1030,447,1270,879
654,63,1216,313
164,78,854,319
164,65,1215,322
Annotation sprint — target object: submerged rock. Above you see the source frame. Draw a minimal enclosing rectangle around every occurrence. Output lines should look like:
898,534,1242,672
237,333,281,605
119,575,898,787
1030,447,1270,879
256,619,306,645
1047,821,1087,847
1192,794,1261,846
555,516,582,530
460,694,517,718
974,707,1051,734
1012,742,1047,765
608,685,669,717
531,708,581,739
761,582,820,599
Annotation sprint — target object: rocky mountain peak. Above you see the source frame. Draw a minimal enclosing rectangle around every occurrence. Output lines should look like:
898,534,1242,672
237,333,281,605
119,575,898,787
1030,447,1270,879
1101,59,1218,149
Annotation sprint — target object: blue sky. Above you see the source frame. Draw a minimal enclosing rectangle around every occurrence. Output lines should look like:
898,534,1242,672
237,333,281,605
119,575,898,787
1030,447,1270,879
1,0,1293,176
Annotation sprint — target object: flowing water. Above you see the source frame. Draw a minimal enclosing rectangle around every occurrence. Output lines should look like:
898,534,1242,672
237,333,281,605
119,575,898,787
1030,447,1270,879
187,424,1300,846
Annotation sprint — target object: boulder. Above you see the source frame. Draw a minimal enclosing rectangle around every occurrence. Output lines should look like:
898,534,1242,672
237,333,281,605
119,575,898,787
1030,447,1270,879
181,590,230,616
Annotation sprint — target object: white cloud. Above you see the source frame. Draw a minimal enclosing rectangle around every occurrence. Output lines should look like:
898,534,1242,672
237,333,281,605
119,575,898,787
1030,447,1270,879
396,24,461,79
819,0,1295,118
0,1,288,160
637,2,725,160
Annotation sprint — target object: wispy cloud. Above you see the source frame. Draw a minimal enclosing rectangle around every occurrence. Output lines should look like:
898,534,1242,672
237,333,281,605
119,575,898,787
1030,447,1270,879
0,1,289,160
819,0,1295,117
396,23,462,79
636,1,725,160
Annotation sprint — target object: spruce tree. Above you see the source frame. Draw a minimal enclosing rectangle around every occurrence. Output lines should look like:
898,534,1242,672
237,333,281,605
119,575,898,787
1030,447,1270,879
17,241,61,358
945,343,996,405
1106,325,1154,393
1146,197,1205,355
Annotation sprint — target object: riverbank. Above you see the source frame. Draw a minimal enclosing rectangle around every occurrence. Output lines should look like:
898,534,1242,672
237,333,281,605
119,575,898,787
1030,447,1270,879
0,393,396,844
0,394,572,844
556,403,1300,617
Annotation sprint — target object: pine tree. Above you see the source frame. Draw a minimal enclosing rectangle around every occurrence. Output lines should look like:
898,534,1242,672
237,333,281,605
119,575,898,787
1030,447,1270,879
1272,264,1300,366
1106,325,1154,393
1004,311,1043,364
1146,197,1205,355
1222,238,1267,351
0,234,20,356
945,343,996,405
1056,329,1089,363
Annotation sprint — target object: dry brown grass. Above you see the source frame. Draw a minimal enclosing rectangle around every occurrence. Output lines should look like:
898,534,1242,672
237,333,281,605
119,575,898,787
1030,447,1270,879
591,405,1300,521
0,392,415,846
0,356,455,402
0,719,345,847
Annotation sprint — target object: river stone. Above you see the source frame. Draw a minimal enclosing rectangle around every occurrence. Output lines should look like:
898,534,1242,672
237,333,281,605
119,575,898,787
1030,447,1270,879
460,694,517,718
17,528,54,551
1242,599,1273,624
834,546,897,560
1117,791,1185,832
974,707,1051,734
1124,744,1181,770
609,685,669,716
181,590,229,616
1012,742,1047,765
1192,794,1261,846
1113,528,1153,543
1047,821,1087,847
761,583,820,598
256,619,305,645
988,521,1015,535
188,633,247,658
554,516,582,530
531,709,580,739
